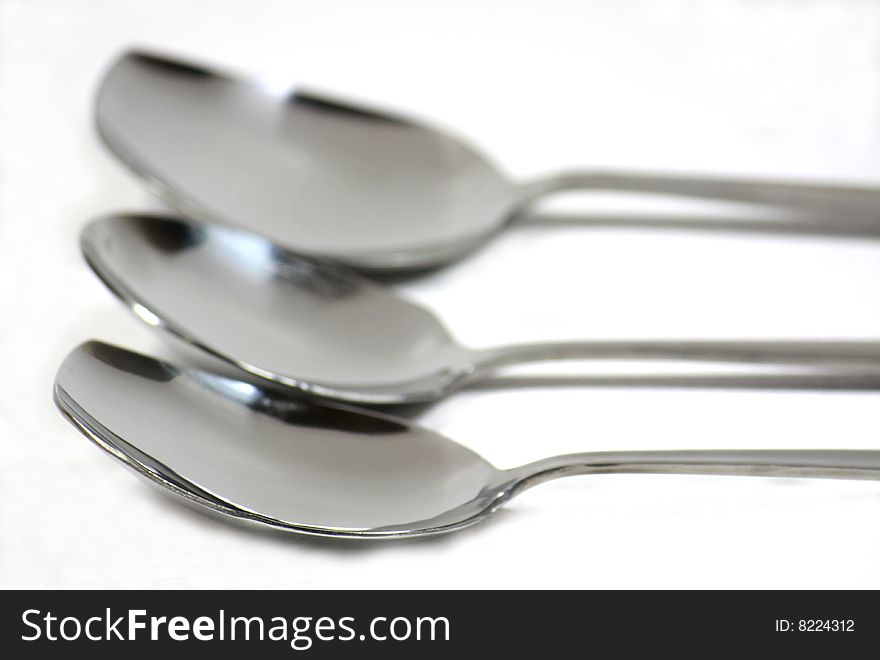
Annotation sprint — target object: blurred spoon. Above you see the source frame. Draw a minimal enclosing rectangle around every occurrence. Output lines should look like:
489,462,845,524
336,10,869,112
82,214,880,405
55,341,880,539
95,50,880,271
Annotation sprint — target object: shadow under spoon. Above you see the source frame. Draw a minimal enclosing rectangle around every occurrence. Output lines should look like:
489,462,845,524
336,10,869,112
55,341,880,540
82,213,880,405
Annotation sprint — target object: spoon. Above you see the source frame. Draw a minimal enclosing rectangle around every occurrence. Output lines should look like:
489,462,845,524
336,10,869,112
95,49,880,271
82,213,880,405
55,341,880,539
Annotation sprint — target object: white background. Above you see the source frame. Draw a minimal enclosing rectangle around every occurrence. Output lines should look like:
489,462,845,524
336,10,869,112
4,0,880,588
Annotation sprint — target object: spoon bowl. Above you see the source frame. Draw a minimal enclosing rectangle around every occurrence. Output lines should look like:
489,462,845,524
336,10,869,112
82,214,472,404
96,50,880,271
55,342,504,538
96,50,512,270
55,342,880,539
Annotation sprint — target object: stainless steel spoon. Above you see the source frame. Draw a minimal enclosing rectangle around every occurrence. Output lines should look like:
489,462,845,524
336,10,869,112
55,341,880,539
96,50,880,271
82,213,880,405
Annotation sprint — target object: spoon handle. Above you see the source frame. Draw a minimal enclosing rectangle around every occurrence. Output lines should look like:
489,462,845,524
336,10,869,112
509,450,880,490
474,340,880,375
522,171,880,219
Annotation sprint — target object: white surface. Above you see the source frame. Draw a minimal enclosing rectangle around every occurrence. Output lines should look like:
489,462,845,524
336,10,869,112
3,0,880,588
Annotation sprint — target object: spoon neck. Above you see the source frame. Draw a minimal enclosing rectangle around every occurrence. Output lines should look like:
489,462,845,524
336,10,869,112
518,169,880,218
506,450,880,495
517,170,624,204
519,171,601,205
